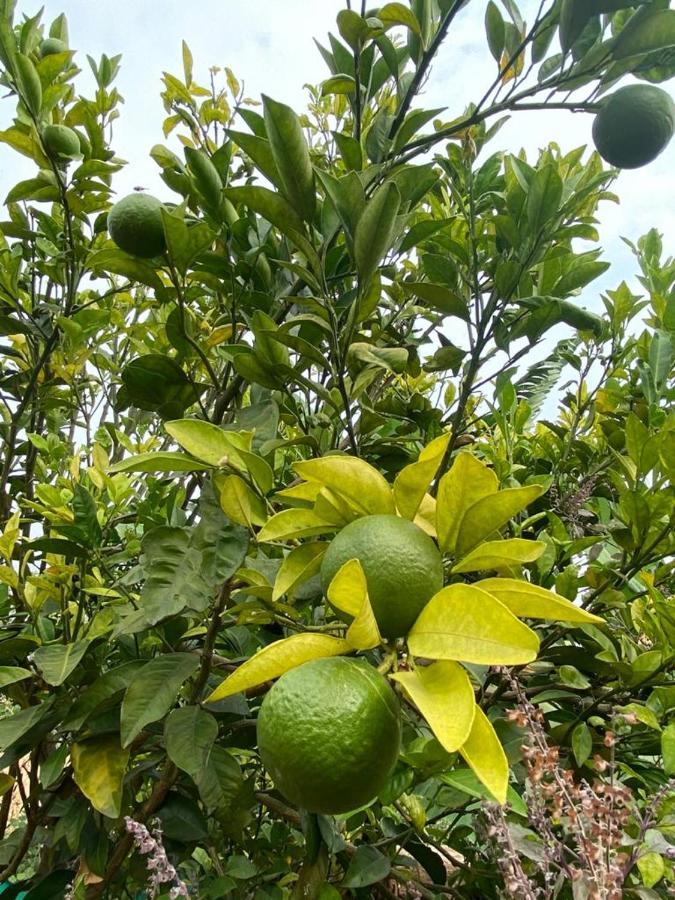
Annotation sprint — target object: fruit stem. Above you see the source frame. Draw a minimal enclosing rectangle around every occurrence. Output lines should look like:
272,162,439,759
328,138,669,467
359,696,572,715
377,651,397,675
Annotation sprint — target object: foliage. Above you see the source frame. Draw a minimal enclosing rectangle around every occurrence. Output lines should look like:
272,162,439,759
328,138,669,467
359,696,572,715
0,0,674,897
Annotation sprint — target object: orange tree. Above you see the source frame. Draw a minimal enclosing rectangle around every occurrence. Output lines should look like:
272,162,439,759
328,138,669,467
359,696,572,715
0,1,674,897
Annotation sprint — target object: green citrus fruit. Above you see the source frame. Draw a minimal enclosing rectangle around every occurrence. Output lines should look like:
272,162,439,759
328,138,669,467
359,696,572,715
592,84,675,169
320,514,443,639
41,124,80,163
107,193,166,258
39,38,68,56
257,656,401,814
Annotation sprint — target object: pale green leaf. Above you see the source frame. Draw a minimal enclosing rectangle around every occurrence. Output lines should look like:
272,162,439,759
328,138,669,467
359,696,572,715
257,508,338,542
394,433,450,520
354,182,400,289
0,772,14,795
476,578,604,624
391,660,475,752
217,473,267,527
460,706,508,804
327,559,381,650
293,456,395,517
436,452,498,554
273,542,327,602
452,539,546,574
0,666,31,689
71,736,129,818
165,419,251,467
407,584,540,665
614,9,675,60
263,94,315,223
108,451,211,474
33,640,89,686
378,3,422,35
456,484,547,557
0,509,21,562
662,723,675,775
205,633,351,702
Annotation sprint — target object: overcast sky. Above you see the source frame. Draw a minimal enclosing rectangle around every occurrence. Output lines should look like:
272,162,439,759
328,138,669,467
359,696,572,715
2,0,674,311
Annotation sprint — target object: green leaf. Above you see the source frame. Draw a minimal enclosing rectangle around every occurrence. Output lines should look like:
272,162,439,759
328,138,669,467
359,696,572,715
527,164,563,233
476,578,604,624
121,354,200,419
195,745,243,815
206,633,351,703
327,559,381,650
263,95,315,223
161,210,214,275
394,433,450,521
436,452,498,554
342,846,391,889
400,282,469,320
87,248,163,291
257,508,338,543
614,9,675,60
0,772,14,795
456,484,546,557
15,53,42,116
572,722,593,766
33,639,89,686
272,542,327,602
228,130,280,186
452,539,546,574
637,852,665,890
619,703,661,730
485,1,506,62
120,653,200,747
217,474,267,528
71,736,129,818
185,147,222,208
407,584,540,665
0,666,31,688
391,661,475,753
293,456,395,517
108,451,211,474
459,706,508,804
62,662,144,731
225,185,305,238
0,699,55,753
354,182,400,289
662,723,675,775
378,3,422,35
165,706,218,777
321,74,357,96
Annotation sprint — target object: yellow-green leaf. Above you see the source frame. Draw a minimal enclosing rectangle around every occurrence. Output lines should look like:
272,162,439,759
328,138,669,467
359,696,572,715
394,433,450,520
414,493,437,537
71,736,129,818
314,486,358,527
452,539,546,574
327,559,380,650
275,481,322,505
456,484,547,557
460,706,508,804
273,542,327,602
165,419,252,467
217,474,267,528
476,578,604,624
205,633,351,702
407,584,540,665
0,772,15,795
436,453,498,553
391,661,475,753
0,509,21,562
257,508,338,542
238,450,274,494
293,456,395,517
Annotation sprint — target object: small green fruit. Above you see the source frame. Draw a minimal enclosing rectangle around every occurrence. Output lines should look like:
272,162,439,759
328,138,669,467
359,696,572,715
39,37,68,56
41,124,81,163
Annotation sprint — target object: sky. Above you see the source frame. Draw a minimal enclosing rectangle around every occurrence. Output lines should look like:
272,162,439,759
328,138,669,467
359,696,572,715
1,0,674,313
